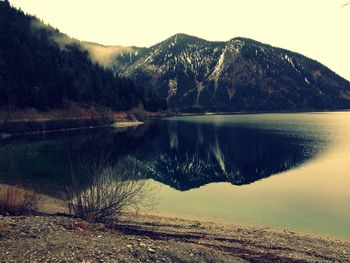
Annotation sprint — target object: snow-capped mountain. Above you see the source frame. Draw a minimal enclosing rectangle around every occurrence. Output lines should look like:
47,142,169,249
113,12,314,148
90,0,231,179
113,34,350,112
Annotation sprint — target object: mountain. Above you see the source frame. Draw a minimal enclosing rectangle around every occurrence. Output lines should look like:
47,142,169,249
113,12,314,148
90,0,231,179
113,34,350,112
0,1,165,112
2,1,349,113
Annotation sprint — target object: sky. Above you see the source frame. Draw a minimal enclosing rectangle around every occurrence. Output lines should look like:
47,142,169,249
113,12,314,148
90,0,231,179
9,0,350,81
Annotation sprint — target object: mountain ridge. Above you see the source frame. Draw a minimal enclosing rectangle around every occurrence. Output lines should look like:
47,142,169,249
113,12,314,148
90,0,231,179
111,33,350,112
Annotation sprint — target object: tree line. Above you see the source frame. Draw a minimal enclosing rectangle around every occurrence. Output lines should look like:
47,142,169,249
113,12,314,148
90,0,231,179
0,1,166,112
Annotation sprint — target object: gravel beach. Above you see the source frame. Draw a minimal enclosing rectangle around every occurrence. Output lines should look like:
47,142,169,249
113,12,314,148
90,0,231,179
1,213,349,262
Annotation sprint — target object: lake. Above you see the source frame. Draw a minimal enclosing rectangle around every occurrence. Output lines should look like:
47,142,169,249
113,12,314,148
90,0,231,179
1,112,350,239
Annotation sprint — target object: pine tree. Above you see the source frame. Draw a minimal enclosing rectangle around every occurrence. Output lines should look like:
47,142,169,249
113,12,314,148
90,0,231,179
0,1,166,112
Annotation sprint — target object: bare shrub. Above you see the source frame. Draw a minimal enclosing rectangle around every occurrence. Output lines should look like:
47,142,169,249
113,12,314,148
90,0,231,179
0,185,39,215
64,158,153,223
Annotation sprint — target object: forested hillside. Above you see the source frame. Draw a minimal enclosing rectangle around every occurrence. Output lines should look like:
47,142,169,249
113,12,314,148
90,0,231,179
0,1,165,112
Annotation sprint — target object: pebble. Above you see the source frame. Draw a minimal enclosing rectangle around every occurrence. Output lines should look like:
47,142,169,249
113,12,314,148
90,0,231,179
0,215,348,262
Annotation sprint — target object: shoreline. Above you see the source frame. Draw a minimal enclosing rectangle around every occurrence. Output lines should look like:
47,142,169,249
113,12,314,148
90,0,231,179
1,188,349,261
0,117,144,137
7,187,349,243
145,210,350,243
29,191,350,243
169,109,350,118
112,121,144,128
2,109,350,136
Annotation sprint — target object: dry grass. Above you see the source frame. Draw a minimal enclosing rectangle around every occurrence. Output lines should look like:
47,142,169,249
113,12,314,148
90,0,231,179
0,185,39,215
0,103,113,123
0,223,13,234
129,107,148,122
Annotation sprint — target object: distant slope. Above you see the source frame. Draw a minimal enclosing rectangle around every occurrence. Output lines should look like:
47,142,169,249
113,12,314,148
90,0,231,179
113,34,350,112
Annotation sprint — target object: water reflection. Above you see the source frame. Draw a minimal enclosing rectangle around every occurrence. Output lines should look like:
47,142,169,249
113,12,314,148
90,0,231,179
2,113,348,239
0,115,325,193
135,120,323,190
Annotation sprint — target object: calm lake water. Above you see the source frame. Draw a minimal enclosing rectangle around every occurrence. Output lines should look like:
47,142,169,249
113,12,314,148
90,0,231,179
1,112,350,239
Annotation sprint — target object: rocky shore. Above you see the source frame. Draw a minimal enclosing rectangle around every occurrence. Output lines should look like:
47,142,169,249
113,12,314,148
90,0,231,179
1,213,349,262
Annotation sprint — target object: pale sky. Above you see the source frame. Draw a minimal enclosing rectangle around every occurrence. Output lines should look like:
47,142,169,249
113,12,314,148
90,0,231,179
9,0,350,81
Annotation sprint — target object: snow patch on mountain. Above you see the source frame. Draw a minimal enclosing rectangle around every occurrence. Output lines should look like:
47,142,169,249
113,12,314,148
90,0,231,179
196,81,205,104
167,79,177,101
283,54,300,73
209,47,226,89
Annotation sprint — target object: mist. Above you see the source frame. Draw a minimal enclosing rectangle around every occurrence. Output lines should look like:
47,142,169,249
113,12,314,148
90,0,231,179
81,43,134,68
31,19,130,69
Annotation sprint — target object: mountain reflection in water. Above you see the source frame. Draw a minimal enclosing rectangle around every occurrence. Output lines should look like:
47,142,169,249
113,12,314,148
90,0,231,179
0,115,325,193
133,119,323,190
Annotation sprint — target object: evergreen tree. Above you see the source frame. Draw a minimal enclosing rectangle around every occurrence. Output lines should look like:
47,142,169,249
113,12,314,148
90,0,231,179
0,52,6,106
0,1,166,112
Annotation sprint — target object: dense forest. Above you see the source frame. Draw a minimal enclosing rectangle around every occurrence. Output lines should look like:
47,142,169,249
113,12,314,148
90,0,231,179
0,1,166,112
